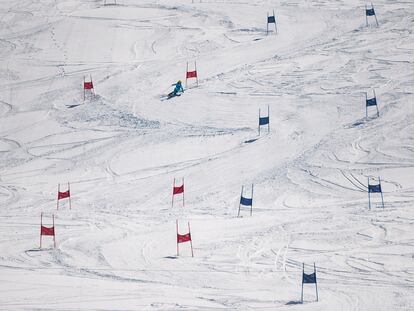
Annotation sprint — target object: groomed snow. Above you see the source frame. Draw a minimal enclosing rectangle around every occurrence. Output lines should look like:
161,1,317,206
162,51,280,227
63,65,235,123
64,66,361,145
0,0,413,310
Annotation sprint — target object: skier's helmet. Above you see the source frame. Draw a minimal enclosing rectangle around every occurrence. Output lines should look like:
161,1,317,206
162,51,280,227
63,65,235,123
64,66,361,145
178,80,182,84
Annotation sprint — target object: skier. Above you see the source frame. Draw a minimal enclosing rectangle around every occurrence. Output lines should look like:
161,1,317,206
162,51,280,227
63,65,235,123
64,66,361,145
168,80,184,99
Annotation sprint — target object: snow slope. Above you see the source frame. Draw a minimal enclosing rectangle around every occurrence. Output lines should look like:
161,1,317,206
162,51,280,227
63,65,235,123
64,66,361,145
0,0,413,310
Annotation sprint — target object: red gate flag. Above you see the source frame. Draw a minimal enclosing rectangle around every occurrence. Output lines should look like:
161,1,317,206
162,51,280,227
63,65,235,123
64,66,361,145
57,182,72,210
83,75,95,100
185,61,199,87
84,81,93,90
177,232,191,243
41,226,55,236
186,70,197,79
171,178,185,208
58,190,70,200
176,220,194,257
173,185,184,195
40,213,56,248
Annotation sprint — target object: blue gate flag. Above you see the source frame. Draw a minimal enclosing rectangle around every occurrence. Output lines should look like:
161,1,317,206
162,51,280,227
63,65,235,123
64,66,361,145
366,8,375,16
240,196,252,206
268,15,276,23
368,184,382,193
259,116,269,126
302,272,317,284
366,97,377,106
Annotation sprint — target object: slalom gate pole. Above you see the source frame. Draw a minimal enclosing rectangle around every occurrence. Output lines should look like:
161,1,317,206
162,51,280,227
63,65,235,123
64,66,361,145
379,177,385,208
258,109,261,135
267,105,270,133
373,89,379,117
195,61,199,86
172,178,175,208
53,214,56,248
238,186,243,217
372,3,379,26
250,184,254,216
182,177,185,208
57,183,60,210
90,75,94,95
68,182,72,210
301,263,304,302
188,222,194,257
40,213,43,248
267,13,269,35
186,62,189,88
314,263,318,301
368,177,371,210
176,220,179,256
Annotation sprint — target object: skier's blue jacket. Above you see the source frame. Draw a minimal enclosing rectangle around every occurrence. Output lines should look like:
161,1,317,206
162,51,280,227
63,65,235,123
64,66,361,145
172,81,184,95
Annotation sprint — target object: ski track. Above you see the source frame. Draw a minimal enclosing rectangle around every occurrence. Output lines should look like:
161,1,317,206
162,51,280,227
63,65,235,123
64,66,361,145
0,0,413,310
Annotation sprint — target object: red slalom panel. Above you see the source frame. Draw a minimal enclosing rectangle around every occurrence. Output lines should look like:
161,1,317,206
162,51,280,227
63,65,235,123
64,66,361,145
173,185,184,195
186,70,197,78
41,226,55,236
177,233,191,243
84,81,93,90
40,213,56,248
176,220,194,257
57,183,72,210
58,190,70,200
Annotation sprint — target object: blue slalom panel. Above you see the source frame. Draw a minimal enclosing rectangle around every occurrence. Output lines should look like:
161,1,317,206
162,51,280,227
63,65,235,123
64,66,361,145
240,196,253,206
368,184,382,193
259,116,269,125
268,16,276,23
302,272,317,284
366,8,375,16
366,97,377,107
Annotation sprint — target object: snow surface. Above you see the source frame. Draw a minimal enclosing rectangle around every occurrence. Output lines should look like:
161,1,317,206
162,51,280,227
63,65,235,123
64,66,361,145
0,0,413,310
